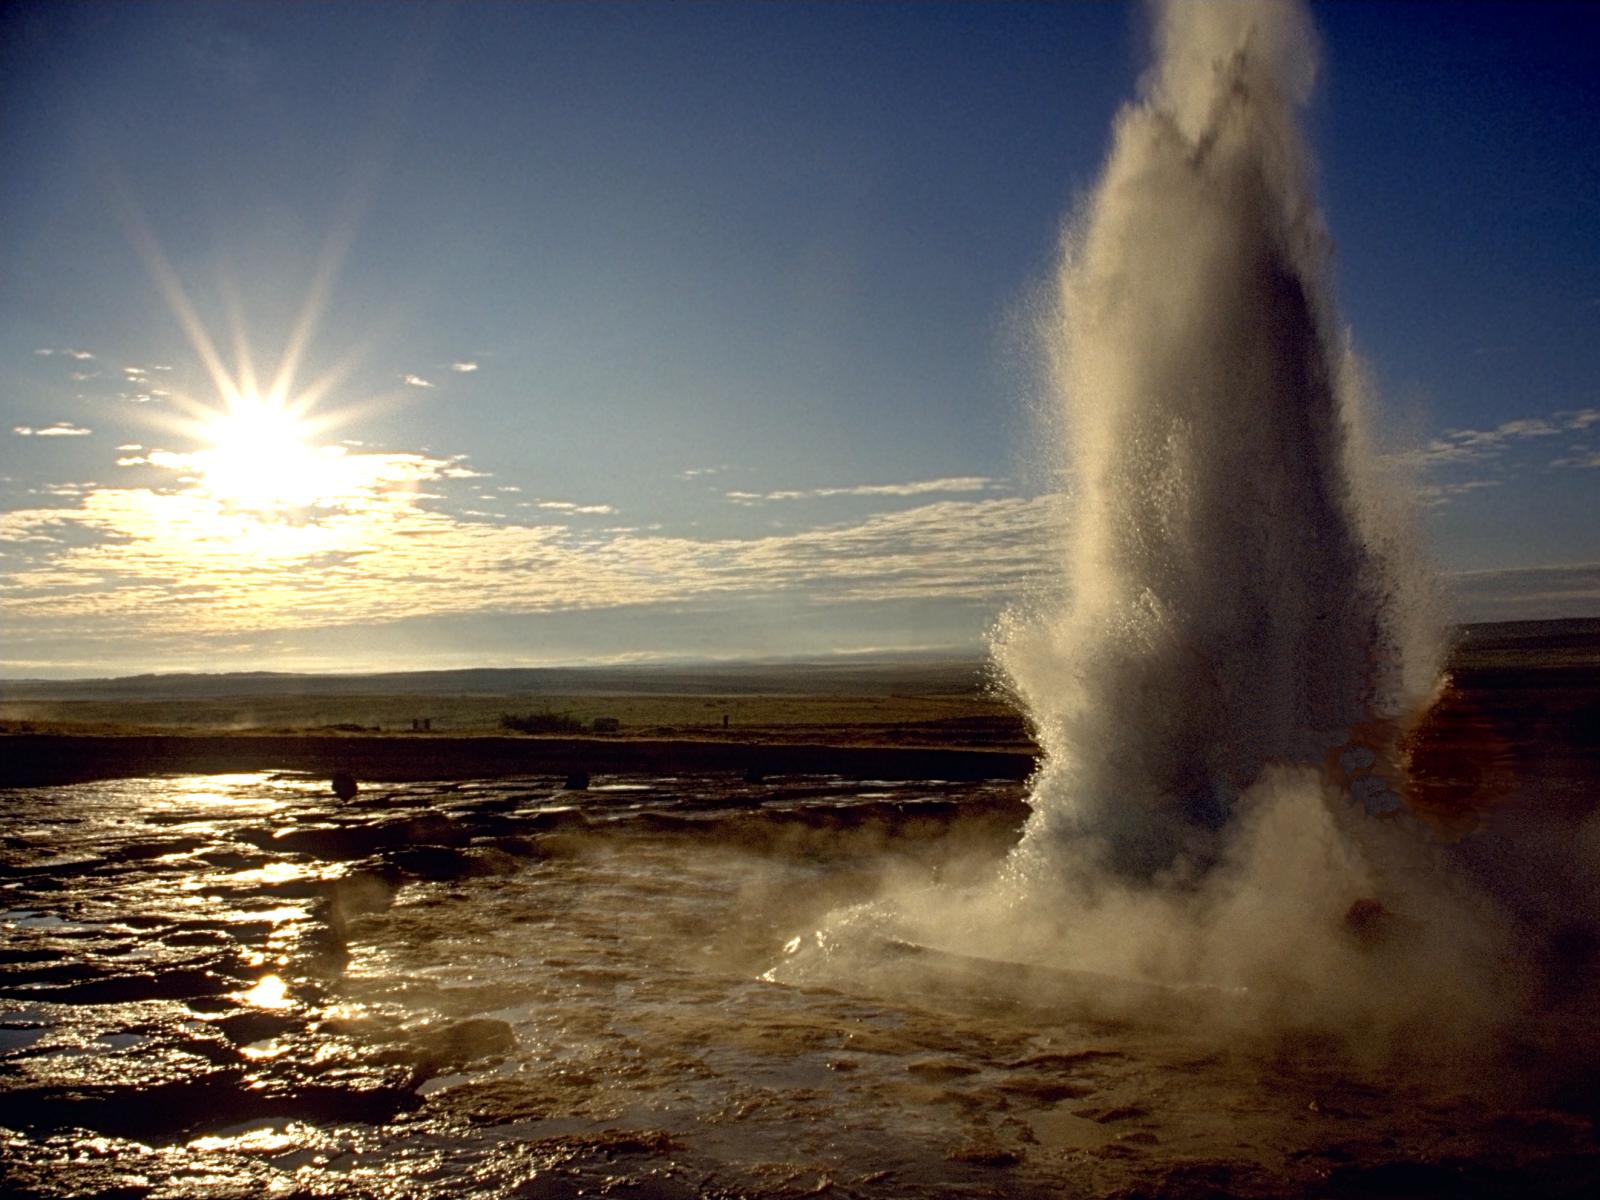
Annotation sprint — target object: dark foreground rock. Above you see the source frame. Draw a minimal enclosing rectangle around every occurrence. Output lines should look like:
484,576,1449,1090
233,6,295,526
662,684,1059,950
0,733,1035,788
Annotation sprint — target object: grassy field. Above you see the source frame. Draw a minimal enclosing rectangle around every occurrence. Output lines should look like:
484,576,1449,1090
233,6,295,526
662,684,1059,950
2,619,1594,757
0,689,1024,744
0,655,1033,748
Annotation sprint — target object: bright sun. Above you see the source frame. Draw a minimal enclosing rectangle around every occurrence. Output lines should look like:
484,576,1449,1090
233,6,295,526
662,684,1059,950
122,231,399,525
195,391,344,511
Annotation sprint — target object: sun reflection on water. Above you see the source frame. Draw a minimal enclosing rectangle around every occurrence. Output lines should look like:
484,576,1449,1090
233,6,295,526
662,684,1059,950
239,974,292,1009
188,1123,308,1154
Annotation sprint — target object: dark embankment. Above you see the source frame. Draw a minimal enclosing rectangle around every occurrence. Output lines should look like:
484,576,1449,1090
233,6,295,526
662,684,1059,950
0,733,1035,788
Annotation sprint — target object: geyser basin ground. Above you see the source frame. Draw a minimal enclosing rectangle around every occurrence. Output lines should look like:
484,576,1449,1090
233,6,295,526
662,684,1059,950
3,756,1599,1199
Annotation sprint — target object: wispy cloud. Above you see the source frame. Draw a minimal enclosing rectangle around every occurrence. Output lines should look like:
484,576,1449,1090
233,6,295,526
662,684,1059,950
1550,450,1600,469
10,451,1593,651
402,373,435,389
1415,478,1502,508
538,500,618,516
726,476,1000,505
1403,410,1592,470
0,472,1058,650
13,423,92,438
33,348,95,361
450,361,478,373
1395,406,1600,505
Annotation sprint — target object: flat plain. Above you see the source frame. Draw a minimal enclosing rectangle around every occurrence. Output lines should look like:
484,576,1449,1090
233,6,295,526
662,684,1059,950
1,621,1596,794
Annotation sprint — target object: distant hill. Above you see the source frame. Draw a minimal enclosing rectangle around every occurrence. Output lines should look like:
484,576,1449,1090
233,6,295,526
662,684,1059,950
4,618,1595,703
0,655,996,702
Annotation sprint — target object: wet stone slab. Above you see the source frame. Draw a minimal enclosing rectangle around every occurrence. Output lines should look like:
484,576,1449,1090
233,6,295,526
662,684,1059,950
4,771,1598,1199
0,771,1043,1197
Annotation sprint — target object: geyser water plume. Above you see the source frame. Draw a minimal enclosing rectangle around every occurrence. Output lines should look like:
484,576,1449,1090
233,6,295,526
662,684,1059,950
776,0,1514,1056
996,0,1442,881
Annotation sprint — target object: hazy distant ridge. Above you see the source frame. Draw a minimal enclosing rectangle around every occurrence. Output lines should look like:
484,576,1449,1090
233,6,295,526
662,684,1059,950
0,655,995,702
5,619,1595,703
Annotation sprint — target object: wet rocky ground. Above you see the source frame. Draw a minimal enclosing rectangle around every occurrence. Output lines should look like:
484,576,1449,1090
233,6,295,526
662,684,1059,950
3,771,1599,1198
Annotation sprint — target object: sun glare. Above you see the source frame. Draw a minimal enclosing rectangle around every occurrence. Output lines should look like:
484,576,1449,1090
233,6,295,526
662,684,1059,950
196,391,341,511
110,210,438,574
239,973,292,1009
118,216,378,518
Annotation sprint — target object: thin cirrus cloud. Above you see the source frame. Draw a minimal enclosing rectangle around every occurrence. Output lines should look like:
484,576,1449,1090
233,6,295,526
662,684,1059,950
33,348,96,361
1415,478,1503,506
450,361,479,373
725,476,1000,505
1403,408,1598,470
537,500,618,515
402,373,435,389
13,423,92,437
1550,450,1600,469
1395,406,1600,506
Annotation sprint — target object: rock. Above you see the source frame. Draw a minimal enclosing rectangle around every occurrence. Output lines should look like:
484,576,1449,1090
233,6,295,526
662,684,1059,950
385,845,522,882
564,770,590,791
906,1057,981,1081
945,1142,1022,1168
0,965,237,1004
528,1128,677,1157
415,1017,516,1071
483,834,546,859
466,847,522,876
385,845,476,881
110,836,208,862
213,1011,301,1046
0,1069,244,1139
331,772,358,802
520,808,590,833
196,849,268,870
259,813,466,860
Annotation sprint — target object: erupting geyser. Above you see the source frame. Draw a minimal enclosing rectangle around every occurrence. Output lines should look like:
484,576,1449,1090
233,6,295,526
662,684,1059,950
997,0,1440,880
781,0,1507,1051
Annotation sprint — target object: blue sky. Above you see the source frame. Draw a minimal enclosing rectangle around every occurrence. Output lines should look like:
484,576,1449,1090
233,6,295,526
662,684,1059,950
2,1,1597,676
